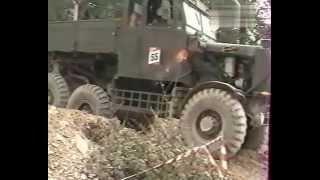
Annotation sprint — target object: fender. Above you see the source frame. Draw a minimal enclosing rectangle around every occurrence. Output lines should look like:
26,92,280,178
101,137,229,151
178,81,246,115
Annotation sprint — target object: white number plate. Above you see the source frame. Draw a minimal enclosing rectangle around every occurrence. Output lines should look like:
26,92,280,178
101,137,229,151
148,47,161,64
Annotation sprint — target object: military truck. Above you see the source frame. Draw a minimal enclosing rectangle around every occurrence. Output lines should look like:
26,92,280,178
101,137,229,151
48,0,270,158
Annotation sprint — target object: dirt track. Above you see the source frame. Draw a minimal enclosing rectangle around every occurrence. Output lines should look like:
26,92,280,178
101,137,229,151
48,106,268,180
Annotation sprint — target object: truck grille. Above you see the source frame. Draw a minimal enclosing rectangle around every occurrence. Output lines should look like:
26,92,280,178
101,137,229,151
111,89,173,117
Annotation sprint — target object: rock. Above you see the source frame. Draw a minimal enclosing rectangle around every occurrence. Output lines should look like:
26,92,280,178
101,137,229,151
48,106,109,180
75,134,89,155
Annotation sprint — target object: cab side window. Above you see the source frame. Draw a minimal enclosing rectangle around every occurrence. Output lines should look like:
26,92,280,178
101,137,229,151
78,0,124,20
147,0,173,25
48,0,74,21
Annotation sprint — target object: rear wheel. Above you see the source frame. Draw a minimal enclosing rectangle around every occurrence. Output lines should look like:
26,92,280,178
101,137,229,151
48,73,70,107
180,88,247,158
67,84,113,118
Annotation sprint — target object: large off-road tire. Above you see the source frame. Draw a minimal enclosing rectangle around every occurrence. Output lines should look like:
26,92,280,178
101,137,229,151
180,88,247,158
48,73,70,107
67,84,113,118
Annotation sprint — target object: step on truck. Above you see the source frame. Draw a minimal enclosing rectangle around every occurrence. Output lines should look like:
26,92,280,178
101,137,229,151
48,0,271,158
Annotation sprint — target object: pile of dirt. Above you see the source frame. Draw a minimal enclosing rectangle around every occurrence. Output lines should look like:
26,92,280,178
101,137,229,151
48,106,268,180
48,105,117,180
228,150,268,180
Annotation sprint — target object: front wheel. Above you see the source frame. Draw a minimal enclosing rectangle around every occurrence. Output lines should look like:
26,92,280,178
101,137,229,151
179,88,247,158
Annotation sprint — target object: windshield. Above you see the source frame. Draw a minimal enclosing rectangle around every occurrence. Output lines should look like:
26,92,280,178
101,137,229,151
183,0,218,41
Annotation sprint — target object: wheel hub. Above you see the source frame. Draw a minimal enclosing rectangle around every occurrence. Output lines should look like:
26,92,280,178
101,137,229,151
199,116,220,132
79,103,94,114
196,110,222,140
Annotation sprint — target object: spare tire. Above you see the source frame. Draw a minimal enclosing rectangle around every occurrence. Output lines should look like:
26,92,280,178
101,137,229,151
180,88,247,158
67,84,113,118
48,73,70,107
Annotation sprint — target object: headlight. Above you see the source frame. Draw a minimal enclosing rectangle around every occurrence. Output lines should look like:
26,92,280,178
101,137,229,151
176,49,189,63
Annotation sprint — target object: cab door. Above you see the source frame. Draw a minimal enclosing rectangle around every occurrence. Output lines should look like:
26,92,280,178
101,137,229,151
116,0,146,78
117,0,188,81
139,0,188,81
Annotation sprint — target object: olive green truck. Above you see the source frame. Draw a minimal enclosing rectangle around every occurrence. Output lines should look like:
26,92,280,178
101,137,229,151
48,0,270,158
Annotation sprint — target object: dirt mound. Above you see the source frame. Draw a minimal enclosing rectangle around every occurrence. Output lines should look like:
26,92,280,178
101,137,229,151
48,106,268,180
48,106,117,180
